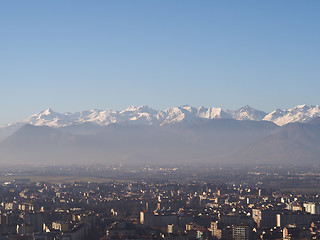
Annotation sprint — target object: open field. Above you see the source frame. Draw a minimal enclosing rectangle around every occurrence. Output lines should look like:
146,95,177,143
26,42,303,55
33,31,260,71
0,175,126,184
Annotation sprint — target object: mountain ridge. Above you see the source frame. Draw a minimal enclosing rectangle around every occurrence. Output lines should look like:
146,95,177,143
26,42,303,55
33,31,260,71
0,104,319,141
0,114,319,166
7,104,320,127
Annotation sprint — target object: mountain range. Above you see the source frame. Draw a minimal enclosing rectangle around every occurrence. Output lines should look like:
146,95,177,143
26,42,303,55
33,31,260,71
0,104,320,166
5,104,320,129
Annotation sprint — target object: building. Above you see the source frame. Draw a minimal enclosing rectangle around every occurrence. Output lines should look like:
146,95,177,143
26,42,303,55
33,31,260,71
303,202,320,214
252,209,277,228
232,225,250,240
276,212,311,228
140,211,178,227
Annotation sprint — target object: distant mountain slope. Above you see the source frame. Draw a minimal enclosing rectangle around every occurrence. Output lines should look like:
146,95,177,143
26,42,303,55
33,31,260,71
233,120,320,164
1,118,320,166
0,105,319,166
0,118,280,166
0,124,83,165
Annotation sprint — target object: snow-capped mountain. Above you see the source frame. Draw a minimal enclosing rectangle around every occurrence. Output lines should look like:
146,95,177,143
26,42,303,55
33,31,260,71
13,105,234,128
231,105,267,121
263,105,320,126
159,106,231,126
22,108,77,127
1,104,320,166
5,104,320,129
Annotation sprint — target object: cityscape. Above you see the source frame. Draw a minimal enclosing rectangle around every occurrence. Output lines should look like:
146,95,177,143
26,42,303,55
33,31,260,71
0,165,320,239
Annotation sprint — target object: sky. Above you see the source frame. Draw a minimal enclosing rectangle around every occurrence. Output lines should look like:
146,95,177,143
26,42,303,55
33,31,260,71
0,1,319,126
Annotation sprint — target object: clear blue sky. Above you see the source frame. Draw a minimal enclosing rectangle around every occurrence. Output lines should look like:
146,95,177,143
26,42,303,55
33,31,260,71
1,1,319,126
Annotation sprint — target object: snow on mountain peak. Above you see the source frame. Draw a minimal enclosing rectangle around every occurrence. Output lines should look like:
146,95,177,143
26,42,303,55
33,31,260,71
120,105,156,114
242,105,252,109
263,105,320,126
42,107,55,115
197,107,230,119
232,106,267,121
295,104,307,109
10,104,320,128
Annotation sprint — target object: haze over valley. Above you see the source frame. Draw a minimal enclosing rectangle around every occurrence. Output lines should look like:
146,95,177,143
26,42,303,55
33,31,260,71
0,104,319,166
